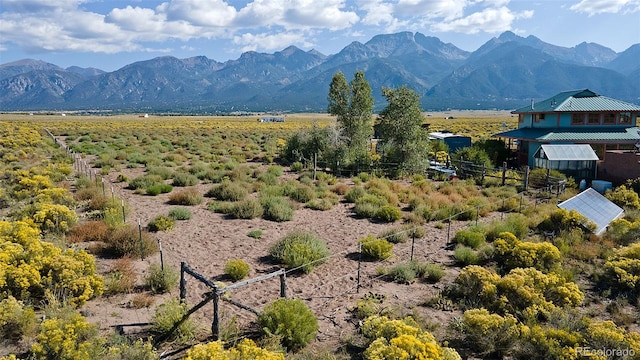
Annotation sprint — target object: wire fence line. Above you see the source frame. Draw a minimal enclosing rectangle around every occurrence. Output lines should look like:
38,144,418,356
48,129,565,350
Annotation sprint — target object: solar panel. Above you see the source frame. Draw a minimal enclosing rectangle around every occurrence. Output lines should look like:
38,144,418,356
558,188,623,235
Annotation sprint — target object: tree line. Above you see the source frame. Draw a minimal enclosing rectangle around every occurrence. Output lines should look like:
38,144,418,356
283,70,512,177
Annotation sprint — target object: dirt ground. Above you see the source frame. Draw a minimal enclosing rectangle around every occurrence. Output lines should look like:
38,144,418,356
76,161,485,357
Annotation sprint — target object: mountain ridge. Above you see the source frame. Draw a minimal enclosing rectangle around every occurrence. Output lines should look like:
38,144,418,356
1,31,638,112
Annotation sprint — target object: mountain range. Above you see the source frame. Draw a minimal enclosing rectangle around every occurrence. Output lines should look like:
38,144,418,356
1,31,638,113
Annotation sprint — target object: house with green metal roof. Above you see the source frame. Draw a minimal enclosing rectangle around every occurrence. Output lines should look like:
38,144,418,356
494,89,640,181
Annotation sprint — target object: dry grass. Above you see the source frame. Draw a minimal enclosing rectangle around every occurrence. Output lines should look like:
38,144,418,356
67,220,110,243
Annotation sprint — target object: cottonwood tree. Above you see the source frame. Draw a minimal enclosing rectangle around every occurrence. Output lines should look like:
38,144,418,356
327,71,374,167
376,86,430,175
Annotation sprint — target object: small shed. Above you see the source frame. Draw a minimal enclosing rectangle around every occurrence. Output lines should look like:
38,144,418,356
534,144,599,180
558,188,623,235
429,132,471,153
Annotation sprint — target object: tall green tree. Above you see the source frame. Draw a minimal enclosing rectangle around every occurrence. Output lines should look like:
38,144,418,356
376,86,430,174
327,71,374,167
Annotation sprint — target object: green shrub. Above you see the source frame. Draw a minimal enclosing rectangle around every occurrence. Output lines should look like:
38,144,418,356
453,245,480,265
360,235,393,261
147,166,173,179
144,263,179,294
230,199,263,219
267,165,284,177
168,207,192,220
247,229,263,239
423,263,445,282
374,205,402,222
269,231,330,273
388,263,416,284
287,183,316,203
352,293,387,319
146,183,173,196
206,180,248,201
0,296,38,342
454,229,486,249
258,298,318,352
168,188,203,205
354,202,378,218
305,197,336,211
128,174,164,190
172,172,199,187
262,196,294,222
345,186,367,203
151,298,196,344
485,213,529,241
290,161,304,172
224,259,250,281
148,215,175,232
378,226,409,244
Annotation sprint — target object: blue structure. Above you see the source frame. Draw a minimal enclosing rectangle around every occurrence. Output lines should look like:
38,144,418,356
494,89,640,170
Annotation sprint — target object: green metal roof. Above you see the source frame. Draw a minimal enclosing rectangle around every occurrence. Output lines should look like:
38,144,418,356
494,127,640,142
513,89,640,114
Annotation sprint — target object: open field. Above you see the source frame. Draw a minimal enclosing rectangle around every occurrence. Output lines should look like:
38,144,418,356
1,113,638,360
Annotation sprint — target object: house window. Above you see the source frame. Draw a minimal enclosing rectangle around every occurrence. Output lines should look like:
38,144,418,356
620,112,632,124
540,114,545,120
603,113,616,124
571,113,584,125
588,113,600,125
534,114,540,123
518,114,524,123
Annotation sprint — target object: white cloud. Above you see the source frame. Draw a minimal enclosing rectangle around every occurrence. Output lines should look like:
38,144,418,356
164,0,237,27
235,0,358,30
232,31,313,53
0,0,537,56
430,2,533,34
358,0,407,31
570,0,640,15
394,0,468,21
283,0,359,30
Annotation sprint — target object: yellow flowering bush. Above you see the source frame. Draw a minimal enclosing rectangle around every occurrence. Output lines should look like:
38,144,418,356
0,220,103,306
448,265,583,319
493,232,561,273
31,203,78,234
30,311,102,360
516,324,583,360
461,308,519,356
584,320,640,357
361,316,461,360
601,242,640,296
184,339,284,360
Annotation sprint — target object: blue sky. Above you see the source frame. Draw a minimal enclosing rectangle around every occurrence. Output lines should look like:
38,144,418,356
1,0,639,72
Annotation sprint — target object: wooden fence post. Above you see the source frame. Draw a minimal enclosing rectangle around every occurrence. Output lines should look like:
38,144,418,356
523,166,530,191
501,161,507,186
212,289,220,340
180,262,186,302
410,232,415,261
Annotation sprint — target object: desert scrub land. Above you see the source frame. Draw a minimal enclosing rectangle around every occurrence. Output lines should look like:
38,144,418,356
0,113,639,360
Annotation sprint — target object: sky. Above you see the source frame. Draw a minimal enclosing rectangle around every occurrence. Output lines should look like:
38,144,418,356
0,0,639,72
